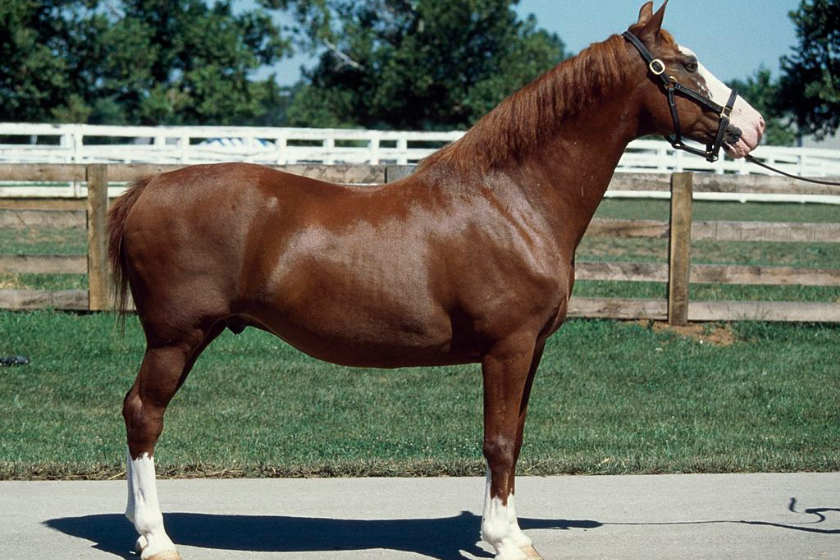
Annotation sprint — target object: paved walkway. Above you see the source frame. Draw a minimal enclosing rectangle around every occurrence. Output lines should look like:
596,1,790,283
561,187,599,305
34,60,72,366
2,474,838,559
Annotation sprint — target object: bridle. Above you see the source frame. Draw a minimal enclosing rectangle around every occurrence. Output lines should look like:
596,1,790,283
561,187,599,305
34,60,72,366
622,31,840,186
623,31,737,164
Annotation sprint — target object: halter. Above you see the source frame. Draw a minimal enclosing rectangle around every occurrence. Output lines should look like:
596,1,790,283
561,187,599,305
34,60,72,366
622,31,738,163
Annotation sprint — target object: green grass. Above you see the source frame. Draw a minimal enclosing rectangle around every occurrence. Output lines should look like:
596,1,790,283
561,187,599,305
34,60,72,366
0,273,87,291
0,227,87,290
574,237,840,302
578,201,840,302
1,311,838,479
0,227,86,255
594,199,840,223
572,280,840,303
577,237,840,269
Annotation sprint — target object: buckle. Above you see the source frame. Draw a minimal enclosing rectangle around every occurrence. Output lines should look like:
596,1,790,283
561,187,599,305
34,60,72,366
649,59,666,76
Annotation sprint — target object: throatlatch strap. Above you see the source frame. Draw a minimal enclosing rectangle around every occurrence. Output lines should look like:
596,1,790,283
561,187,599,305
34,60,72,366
712,89,739,156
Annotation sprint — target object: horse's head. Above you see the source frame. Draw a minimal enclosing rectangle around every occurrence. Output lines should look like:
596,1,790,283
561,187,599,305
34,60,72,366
627,1,765,160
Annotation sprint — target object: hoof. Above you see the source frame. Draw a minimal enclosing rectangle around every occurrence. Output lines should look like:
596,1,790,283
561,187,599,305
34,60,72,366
520,545,544,560
492,544,528,560
134,535,181,560
146,552,183,560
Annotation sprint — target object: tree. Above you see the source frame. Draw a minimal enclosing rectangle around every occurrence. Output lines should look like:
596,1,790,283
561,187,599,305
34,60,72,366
0,1,99,123
728,69,797,146
1,0,297,126
777,0,840,140
89,0,294,125
284,0,567,130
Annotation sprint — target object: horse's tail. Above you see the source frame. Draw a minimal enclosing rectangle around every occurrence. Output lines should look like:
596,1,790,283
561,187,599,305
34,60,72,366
107,176,153,322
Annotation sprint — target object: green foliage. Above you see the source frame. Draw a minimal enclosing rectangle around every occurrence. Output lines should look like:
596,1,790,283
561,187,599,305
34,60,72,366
285,0,567,130
728,69,797,146
0,0,294,125
778,0,840,140
0,1,91,122
94,0,295,125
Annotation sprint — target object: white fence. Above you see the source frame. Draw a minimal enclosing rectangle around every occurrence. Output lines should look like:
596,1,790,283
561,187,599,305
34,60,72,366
3,122,840,178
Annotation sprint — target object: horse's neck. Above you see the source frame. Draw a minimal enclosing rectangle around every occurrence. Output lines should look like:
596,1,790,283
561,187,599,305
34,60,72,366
414,46,643,253
508,95,641,252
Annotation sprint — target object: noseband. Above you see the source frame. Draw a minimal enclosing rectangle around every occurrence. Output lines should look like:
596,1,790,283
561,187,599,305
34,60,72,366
622,31,738,163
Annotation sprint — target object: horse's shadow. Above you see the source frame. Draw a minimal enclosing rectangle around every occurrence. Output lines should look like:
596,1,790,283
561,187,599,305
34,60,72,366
44,511,600,560
45,500,840,559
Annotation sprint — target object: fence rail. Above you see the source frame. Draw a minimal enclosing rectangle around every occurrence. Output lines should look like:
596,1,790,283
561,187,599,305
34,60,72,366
3,122,840,177
1,163,839,323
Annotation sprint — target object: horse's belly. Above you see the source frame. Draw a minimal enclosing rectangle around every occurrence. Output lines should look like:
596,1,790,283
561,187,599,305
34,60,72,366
253,309,471,368
247,286,474,368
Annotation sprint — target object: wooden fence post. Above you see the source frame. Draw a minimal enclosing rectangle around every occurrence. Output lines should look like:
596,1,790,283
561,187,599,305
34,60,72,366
385,165,415,183
668,172,693,326
86,164,111,311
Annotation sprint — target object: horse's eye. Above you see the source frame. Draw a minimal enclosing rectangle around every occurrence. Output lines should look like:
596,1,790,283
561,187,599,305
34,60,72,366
685,59,699,73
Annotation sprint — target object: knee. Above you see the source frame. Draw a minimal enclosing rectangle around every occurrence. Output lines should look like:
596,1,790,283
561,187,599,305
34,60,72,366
483,437,516,471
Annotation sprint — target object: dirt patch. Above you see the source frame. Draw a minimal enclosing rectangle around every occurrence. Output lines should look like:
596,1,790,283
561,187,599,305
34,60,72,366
637,320,736,347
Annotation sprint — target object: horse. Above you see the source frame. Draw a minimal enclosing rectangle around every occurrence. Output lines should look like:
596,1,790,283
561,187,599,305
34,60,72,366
107,2,765,559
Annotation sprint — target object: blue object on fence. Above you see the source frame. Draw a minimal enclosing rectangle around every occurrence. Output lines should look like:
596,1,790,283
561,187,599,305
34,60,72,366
0,356,29,367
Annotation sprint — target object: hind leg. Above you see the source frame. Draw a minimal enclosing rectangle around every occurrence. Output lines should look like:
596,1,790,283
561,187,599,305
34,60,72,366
123,324,224,560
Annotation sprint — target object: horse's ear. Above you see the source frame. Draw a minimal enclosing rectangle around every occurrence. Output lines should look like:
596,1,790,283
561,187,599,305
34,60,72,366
639,0,668,41
637,2,654,26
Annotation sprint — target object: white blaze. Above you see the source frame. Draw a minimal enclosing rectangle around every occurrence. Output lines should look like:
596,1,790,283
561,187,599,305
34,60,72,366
678,45,765,158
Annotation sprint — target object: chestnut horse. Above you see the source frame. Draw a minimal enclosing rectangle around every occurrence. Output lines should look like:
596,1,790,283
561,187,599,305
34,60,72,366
108,3,764,559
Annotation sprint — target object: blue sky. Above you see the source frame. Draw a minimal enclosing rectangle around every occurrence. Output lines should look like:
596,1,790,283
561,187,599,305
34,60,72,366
267,1,802,85
518,1,801,82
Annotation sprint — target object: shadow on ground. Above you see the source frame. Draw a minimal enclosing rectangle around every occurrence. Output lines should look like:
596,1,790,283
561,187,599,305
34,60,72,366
611,499,840,536
45,498,839,559
45,512,600,560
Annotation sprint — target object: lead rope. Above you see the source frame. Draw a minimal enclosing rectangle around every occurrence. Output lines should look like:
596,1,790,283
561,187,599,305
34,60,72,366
745,155,840,187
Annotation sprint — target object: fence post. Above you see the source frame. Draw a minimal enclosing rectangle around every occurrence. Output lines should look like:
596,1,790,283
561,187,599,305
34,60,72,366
86,164,111,311
668,172,693,326
385,165,415,183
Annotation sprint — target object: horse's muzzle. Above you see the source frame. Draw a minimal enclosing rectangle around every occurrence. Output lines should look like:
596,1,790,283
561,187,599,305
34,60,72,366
724,125,743,147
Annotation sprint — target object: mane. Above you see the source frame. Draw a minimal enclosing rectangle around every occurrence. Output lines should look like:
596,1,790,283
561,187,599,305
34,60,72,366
418,33,640,173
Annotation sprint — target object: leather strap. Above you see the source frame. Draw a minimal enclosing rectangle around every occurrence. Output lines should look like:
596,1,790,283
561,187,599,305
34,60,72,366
622,31,737,163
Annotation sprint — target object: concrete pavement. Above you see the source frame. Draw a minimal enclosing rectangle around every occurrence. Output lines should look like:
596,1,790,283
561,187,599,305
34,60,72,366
1,474,838,560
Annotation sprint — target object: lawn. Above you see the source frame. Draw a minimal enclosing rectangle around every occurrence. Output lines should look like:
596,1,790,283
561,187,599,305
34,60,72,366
1,311,837,480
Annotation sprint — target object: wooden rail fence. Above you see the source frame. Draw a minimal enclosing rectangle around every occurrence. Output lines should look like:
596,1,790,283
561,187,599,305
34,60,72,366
2,164,840,323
